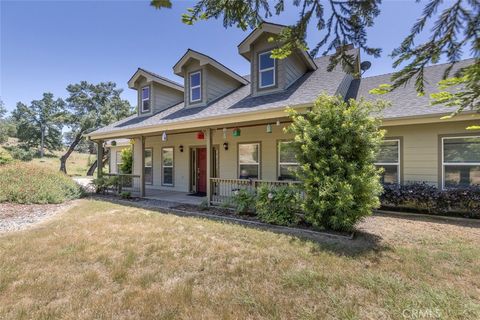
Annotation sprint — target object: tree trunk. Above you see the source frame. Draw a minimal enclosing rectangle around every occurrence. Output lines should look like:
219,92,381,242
40,125,45,158
60,132,82,174
86,154,108,176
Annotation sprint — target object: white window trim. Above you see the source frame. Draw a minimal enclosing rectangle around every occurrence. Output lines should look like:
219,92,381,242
278,141,299,180
238,143,261,179
441,135,480,189
141,86,150,113
189,71,202,103
162,147,174,186
375,139,401,185
258,51,276,89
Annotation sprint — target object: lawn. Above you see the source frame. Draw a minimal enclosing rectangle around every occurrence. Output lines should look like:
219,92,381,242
0,199,479,319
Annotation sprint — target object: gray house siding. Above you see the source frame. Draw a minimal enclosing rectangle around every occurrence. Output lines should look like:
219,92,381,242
285,52,307,89
206,66,241,104
152,82,184,113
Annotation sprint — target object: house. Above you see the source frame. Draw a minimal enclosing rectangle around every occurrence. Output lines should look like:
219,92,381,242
88,22,480,205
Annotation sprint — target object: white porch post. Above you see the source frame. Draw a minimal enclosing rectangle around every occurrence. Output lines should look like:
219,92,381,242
140,136,146,197
96,139,104,179
206,128,212,206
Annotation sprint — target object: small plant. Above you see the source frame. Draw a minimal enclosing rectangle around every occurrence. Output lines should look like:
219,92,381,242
0,147,14,165
92,176,119,194
120,191,131,199
231,188,256,214
256,185,300,226
119,148,133,174
199,199,209,210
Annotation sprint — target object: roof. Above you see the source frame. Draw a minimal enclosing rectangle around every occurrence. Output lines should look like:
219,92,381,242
346,59,475,119
89,52,353,138
127,68,184,91
173,49,249,85
237,22,317,71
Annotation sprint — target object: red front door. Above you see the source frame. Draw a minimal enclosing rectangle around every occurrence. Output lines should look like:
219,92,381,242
197,148,207,193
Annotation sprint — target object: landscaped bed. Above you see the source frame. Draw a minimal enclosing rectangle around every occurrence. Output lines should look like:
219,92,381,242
0,199,479,319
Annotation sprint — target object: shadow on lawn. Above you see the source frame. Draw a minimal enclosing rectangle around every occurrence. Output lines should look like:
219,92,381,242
91,195,388,258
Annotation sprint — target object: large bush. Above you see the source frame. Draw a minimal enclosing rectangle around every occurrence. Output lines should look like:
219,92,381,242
0,163,82,204
286,94,385,231
381,183,480,218
256,185,300,226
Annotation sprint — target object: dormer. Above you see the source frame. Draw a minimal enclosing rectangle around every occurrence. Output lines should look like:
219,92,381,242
128,68,184,116
238,22,317,97
173,49,249,108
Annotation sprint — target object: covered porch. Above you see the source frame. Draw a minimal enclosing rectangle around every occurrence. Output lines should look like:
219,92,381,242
92,115,300,206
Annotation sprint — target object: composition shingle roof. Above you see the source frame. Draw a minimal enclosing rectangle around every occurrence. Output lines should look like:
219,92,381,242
346,58,475,119
90,52,353,137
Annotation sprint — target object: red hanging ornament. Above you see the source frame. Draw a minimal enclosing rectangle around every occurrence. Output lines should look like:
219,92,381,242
196,131,205,140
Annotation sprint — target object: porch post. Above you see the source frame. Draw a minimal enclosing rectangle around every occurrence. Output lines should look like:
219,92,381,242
140,136,146,197
96,139,104,179
206,128,212,206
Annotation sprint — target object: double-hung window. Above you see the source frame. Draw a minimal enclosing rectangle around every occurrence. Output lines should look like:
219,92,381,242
144,148,153,185
442,136,480,188
375,139,401,185
258,51,275,88
239,143,260,179
190,71,202,103
141,86,150,112
162,147,174,186
278,141,299,180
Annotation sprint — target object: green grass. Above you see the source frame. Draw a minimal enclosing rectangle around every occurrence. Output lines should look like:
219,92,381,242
0,199,479,319
0,163,82,204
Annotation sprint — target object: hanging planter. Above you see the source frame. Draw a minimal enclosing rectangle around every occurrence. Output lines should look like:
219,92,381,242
162,131,167,141
232,127,241,137
266,124,272,133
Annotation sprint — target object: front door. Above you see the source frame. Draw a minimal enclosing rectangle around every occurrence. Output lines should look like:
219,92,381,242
197,148,207,194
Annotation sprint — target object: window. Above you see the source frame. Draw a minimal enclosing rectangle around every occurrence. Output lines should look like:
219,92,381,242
116,151,123,173
278,141,299,180
190,71,202,103
141,86,150,112
375,139,400,185
442,136,480,188
258,51,275,88
239,143,260,179
162,147,174,186
144,148,153,185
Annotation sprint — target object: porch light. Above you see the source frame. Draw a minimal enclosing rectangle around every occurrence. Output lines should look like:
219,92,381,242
223,142,228,151
266,124,272,133
196,131,205,140
232,128,241,137
179,145,184,152
162,131,167,141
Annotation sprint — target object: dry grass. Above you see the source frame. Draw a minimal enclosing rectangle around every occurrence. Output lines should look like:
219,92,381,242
29,151,94,176
0,199,479,319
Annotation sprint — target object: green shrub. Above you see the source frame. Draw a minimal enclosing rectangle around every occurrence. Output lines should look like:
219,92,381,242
6,145,38,161
119,148,133,174
120,191,131,199
231,188,256,214
92,176,119,193
0,147,14,165
0,163,82,204
286,94,385,232
256,185,300,226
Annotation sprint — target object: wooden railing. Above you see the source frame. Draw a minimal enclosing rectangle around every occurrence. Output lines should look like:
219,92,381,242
209,178,301,205
104,173,141,196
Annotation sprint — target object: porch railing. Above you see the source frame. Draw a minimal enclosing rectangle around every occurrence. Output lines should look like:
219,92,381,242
209,178,301,205
103,173,141,196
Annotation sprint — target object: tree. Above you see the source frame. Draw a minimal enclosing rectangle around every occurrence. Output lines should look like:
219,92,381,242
61,81,132,173
11,93,65,157
286,94,385,231
0,99,9,144
151,0,479,119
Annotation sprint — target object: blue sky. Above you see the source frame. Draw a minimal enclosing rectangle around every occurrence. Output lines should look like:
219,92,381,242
0,0,473,113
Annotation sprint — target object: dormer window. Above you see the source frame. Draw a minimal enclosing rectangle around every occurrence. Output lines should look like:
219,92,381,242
141,86,150,112
259,51,276,88
190,71,202,103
